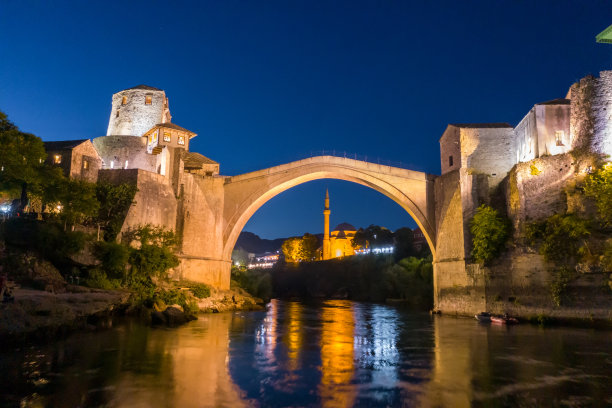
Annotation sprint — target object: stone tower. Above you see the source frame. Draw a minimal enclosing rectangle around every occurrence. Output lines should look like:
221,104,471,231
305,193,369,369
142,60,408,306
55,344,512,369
106,85,172,137
323,189,331,260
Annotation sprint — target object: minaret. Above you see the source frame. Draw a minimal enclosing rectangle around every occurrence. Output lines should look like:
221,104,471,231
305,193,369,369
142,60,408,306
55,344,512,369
323,189,331,260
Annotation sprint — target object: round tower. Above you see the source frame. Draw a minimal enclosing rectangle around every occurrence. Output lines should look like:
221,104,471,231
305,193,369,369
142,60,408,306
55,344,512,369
106,85,172,137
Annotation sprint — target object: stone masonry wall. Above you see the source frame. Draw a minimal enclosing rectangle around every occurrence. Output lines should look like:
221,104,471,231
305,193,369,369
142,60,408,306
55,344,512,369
97,169,177,240
175,173,229,288
439,126,461,175
569,70,612,159
70,140,101,183
461,127,516,190
504,154,574,235
591,71,612,158
433,170,487,314
93,136,160,173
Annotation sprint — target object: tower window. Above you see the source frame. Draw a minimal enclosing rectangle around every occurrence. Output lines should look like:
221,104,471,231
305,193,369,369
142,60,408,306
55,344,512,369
163,132,171,142
53,154,62,164
145,95,152,105
116,110,120,118
121,96,127,105
555,130,565,146
448,155,453,167
178,135,185,145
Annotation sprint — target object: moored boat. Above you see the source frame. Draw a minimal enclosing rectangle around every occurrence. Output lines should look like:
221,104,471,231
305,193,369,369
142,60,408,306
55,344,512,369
490,314,519,325
475,312,491,322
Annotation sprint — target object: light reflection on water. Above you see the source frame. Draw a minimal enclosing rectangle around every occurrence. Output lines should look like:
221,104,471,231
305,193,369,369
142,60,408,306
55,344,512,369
1,300,612,407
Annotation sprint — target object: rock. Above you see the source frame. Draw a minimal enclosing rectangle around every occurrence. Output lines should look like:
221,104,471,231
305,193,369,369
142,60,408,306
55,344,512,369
151,310,167,325
162,306,195,326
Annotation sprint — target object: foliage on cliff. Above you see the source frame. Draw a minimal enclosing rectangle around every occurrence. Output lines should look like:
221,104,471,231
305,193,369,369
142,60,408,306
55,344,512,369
85,224,181,305
525,214,590,264
583,163,612,227
470,205,510,263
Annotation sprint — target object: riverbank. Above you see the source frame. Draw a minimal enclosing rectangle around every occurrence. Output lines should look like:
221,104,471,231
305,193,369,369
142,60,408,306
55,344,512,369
0,286,131,344
0,285,265,345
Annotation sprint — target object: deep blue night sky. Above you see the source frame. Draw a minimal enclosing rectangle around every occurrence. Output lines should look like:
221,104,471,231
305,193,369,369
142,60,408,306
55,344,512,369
1,1,611,239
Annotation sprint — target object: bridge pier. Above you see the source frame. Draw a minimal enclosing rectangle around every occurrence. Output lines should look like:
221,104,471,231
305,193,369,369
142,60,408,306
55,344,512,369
177,256,232,290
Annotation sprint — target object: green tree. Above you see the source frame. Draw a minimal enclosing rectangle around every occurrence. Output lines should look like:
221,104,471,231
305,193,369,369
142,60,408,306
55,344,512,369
0,111,47,210
526,214,590,264
393,227,415,259
281,233,319,263
352,225,394,250
298,233,319,261
470,205,510,263
95,182,138,241
583,163,612,227
282,236,302,263
57,178,100,229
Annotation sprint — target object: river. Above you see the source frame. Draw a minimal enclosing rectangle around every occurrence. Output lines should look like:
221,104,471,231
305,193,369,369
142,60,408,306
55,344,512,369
1,300,611,407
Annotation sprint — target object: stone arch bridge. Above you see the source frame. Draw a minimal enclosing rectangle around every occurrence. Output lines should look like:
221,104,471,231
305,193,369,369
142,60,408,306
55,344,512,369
115,154,468,312
173,155,442,288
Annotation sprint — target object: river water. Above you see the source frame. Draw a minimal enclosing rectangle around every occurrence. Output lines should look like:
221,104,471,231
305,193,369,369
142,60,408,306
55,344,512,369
1,300,611,407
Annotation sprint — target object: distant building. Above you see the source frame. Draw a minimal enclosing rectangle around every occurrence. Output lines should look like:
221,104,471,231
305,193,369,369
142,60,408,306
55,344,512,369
43,139,102,183
248,252,280,269
412,227,426,252
320,189,358,259
329,223,358,258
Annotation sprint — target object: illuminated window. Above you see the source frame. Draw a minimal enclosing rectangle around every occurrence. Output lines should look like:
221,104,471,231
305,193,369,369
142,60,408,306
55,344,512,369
555,130,564,146
83,160,89,170
448,155,453,167
178,135,185,145
163,132,171,142
145,95,152,105
124,160,129,169
121,96,127,105
110,160,114,169
53,155,61,164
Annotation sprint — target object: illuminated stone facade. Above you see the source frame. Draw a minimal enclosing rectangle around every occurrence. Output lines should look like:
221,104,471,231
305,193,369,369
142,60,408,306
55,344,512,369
106,85,171,137
329,223,357,259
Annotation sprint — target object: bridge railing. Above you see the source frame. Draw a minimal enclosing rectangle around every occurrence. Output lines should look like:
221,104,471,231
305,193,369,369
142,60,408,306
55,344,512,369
302,150,413,169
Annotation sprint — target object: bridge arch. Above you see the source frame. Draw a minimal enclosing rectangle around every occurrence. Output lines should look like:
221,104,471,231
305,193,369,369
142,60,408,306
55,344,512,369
222,156,436,260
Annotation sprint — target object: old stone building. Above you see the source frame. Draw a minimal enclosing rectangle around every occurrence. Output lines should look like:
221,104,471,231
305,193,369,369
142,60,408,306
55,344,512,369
43,139,102,183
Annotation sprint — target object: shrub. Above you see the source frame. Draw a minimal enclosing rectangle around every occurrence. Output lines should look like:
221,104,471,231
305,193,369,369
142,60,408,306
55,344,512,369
93,241,129,280
129,245,179,280
583,163,612,227
3,218,89,265
526,214,590,263
85,268,121,290
550,267,574,307
603,239,612,272
157,289,199,314
187,282,211,299
470,205,510,263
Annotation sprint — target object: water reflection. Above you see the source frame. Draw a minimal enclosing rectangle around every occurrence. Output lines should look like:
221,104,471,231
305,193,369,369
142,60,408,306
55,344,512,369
284,302,303,371
2,301,612,407
319,300,356,407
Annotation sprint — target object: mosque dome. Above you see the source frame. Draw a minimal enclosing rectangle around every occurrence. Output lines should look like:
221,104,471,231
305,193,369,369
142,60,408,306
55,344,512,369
333,223,356,232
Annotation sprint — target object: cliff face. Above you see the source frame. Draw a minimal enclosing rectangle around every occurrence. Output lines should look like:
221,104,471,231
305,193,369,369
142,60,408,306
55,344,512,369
475,154,612,322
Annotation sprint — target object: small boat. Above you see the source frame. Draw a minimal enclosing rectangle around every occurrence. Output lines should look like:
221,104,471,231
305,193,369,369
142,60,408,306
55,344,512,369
490,314,519,325
475,312,491,322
